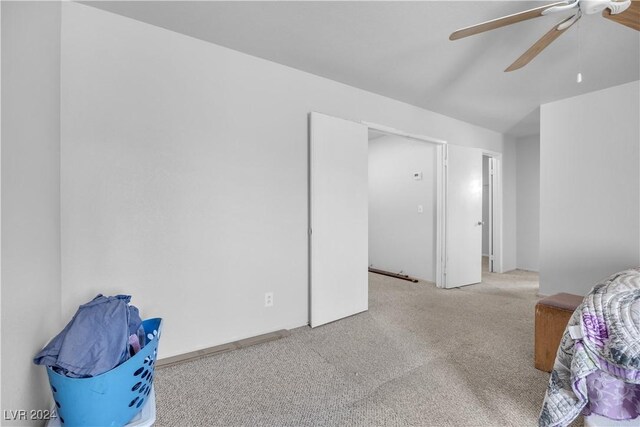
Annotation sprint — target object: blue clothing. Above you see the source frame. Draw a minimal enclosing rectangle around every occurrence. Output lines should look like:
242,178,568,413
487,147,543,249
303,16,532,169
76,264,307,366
34,294,142,377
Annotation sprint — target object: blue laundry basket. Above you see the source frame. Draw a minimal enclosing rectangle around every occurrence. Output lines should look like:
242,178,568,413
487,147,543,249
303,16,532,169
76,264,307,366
46,318,163,427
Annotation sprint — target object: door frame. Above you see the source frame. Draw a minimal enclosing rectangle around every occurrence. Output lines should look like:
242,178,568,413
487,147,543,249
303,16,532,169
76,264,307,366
362,121,448,287
436,145,447,287
362,125,504,282
308,114,505,313
481,150,503,274
436,147,504,286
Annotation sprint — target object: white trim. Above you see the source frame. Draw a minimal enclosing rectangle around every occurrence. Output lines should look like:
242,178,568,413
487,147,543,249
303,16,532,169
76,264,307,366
362,121,447,145
481,149,502,158
363,121,448,287
481,151,503,274
487,156,494,273
0,5,3,412
436,145,447,287
493,156,504,274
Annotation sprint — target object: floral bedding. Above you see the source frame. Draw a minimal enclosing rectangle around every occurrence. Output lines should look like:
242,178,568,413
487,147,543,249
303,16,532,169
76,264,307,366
539,268,640,427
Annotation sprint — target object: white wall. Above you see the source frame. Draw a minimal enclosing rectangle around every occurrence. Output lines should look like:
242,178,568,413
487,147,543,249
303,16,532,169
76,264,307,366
540,81,640,296
516,135,540,272
1,1,62,420
482,156,490,256
502,136,517,272
1,2,3,414
60,2,504,359
503,133,542,273
368,135,437,281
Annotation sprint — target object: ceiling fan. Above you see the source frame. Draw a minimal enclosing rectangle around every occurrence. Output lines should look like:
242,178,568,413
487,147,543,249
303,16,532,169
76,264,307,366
449,0,640,72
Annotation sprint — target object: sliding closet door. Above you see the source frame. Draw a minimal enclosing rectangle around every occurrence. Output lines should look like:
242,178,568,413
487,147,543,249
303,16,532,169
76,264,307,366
309,112,368,327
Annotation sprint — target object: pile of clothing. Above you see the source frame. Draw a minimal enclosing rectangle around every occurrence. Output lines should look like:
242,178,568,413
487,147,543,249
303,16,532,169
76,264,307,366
34,294,145,378
539,268,640,427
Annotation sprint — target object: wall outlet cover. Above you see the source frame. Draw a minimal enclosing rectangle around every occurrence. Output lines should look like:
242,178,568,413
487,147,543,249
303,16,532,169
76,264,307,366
264,292,274,307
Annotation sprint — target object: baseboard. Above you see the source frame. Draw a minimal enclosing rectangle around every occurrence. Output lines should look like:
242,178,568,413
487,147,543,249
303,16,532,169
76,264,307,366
156,329,290,369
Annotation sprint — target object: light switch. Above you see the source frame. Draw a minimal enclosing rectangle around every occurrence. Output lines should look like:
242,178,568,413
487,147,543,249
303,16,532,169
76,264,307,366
417,205,424,213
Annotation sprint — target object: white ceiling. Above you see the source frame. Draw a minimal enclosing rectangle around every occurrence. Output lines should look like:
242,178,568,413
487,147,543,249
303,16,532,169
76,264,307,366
85,1,640,135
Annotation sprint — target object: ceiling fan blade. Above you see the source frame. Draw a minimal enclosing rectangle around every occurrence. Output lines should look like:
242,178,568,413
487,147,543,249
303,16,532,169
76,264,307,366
505,14,580,72
449,2,569,40
602,1,640,31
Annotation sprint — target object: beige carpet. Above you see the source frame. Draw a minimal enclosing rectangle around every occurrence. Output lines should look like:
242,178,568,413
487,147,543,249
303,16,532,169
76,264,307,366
154,265,558,426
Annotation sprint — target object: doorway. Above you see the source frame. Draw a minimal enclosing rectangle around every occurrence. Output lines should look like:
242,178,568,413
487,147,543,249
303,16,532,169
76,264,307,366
481,153,501,274
367,130,439,283
482,155,492,275
308,112,503,326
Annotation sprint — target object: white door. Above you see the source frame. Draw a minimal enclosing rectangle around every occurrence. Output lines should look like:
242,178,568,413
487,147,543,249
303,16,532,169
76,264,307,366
445,144,483,288
309,112,368,327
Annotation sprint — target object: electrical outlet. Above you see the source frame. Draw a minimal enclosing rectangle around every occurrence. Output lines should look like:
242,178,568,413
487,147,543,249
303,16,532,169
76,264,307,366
264,292,274,307
417,205,424,213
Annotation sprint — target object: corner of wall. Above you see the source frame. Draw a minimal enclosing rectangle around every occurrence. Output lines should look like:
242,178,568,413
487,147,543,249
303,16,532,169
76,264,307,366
1,0,63,417
501,135,517,272
514,134,540,272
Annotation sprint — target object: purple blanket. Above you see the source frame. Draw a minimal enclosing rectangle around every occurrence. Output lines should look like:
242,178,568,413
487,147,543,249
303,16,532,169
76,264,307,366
539,268,640,426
